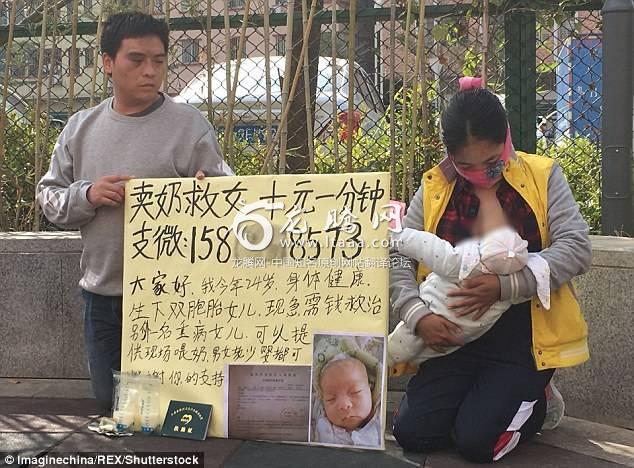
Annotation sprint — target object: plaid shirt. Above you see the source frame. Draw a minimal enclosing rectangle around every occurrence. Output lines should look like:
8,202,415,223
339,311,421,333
435,176,542,252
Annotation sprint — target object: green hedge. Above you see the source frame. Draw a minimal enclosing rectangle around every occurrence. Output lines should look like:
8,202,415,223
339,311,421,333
1,113,60,231
1,112,601,233
537,136,601,233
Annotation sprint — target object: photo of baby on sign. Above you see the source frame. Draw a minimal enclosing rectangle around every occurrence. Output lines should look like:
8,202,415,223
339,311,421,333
309,333,386,449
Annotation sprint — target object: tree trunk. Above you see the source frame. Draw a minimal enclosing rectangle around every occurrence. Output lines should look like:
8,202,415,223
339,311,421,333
285,0,322,174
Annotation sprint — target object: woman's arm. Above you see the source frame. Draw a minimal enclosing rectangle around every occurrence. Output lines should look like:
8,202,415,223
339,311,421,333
391,185,464,348
389,186,431,331
499,163,592,301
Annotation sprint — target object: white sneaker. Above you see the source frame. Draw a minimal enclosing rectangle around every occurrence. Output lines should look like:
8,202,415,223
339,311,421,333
542,381,565,430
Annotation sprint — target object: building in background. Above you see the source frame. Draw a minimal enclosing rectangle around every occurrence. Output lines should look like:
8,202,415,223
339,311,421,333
0,0,602,138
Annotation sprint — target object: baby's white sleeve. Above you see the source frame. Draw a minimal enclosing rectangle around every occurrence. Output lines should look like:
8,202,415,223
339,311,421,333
394,228,465,280
527,253,551,309
508,254,551,309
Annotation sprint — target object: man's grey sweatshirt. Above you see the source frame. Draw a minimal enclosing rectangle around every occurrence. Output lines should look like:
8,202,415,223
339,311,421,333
390,163,592,332
37,96,233,296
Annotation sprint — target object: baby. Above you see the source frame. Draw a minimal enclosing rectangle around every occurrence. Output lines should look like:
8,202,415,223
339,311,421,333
312,338,382,447
388,225,550,375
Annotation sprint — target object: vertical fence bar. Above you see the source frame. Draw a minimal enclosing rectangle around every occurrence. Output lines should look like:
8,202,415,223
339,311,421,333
278,0,295,174
388,0,396,199
346,0,357,172
89,8,104,108
225,0,252,168
262,0,273,173
206,0,214,127
67,0,80,112
33,0,50,230
481,0,489,88
601,0,634,235
163,0,171,94
504,10,520,147
43,8,58,159
400,0,413,201
100,58,109,101
331,0,340,173
405,0,425,202
302,0,315,173
520,9,536,154
0,0,18,231
223,0,232,161
504,7,536,153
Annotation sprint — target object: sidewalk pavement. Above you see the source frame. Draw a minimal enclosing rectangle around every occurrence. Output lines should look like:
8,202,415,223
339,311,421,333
1,379,633,468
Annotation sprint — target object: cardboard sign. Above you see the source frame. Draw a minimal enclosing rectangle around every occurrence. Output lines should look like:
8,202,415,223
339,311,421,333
121,173,393,447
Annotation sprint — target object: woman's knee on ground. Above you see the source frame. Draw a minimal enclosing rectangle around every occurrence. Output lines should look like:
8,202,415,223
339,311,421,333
393,424,451,453
393,413,452,453
452,426,497,463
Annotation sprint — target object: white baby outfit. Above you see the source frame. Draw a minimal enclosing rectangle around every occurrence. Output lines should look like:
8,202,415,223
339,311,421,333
388,226,551,367
313,406,382,446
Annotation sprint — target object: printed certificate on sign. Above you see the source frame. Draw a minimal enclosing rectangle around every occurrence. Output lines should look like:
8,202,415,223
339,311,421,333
225,364,311,442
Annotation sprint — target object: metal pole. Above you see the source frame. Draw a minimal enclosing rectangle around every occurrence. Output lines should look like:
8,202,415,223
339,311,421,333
504,8,536,153
601,0,634,236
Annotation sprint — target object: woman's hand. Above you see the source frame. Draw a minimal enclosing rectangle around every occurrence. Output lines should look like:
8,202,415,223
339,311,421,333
447,275,501,320
415,314,463,353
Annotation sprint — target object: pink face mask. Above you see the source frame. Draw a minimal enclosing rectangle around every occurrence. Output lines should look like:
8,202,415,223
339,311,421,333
450,127,513,188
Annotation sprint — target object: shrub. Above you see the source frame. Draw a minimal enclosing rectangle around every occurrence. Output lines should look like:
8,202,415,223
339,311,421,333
1,107,602,234
1,112,60,231
537,136,601,233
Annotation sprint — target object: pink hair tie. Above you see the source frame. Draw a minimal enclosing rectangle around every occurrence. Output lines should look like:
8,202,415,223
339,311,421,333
459,76,483,91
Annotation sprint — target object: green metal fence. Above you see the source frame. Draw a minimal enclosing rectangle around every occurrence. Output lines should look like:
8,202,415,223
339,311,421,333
0,0,604,232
